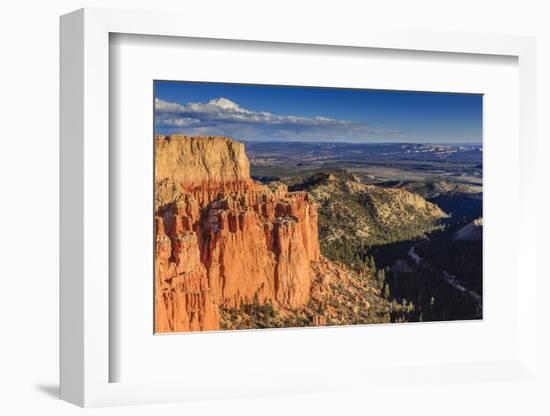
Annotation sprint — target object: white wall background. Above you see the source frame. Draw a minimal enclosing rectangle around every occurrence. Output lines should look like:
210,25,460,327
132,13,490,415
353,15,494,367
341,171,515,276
0,1,548,415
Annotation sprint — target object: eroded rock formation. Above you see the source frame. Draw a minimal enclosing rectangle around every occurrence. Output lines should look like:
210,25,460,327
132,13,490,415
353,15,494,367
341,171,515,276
155,135,320,332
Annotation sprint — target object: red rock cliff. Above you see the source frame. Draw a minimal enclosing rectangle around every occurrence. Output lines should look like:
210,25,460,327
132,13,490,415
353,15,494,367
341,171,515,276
155,135,320,332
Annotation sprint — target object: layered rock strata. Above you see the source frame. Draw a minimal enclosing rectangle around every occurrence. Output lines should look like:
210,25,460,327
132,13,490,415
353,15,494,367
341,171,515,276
155,135,320,332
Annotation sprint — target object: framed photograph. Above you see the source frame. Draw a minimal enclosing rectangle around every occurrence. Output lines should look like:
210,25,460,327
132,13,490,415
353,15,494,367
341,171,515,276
152,81,483,334
60,8,538,407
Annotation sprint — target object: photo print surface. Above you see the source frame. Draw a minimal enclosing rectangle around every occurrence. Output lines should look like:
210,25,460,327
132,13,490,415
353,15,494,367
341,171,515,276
154,81,483,333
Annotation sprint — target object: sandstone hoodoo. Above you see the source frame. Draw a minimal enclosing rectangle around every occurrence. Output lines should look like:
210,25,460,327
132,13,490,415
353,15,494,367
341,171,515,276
155,135,321,332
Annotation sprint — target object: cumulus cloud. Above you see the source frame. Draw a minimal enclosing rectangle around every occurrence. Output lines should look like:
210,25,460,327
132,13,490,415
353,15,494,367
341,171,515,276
154,97,400,141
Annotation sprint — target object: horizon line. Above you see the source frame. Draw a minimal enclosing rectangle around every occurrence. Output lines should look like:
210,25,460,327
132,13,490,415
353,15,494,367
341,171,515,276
240,140,483,145
154,133,482,146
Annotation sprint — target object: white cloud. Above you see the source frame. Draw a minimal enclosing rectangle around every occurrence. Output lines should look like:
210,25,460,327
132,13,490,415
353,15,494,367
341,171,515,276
155,97,400,141
154,98,185,112
157,116,201,127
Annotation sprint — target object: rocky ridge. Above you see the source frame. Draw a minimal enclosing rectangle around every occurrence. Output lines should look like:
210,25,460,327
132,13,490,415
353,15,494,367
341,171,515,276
453,218,483,241
381,180,482,199
288,171,447,247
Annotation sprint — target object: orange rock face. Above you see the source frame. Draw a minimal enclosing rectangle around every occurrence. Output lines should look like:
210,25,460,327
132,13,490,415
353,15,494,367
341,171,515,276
154,135,320,332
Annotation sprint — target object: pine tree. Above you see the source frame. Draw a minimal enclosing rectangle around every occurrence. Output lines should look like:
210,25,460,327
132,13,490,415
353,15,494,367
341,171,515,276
383,283,391,299
369,255,377,272
377,269,385,285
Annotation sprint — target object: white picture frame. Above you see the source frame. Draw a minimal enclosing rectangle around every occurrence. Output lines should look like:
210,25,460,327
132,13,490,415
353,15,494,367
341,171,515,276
60,7,538,408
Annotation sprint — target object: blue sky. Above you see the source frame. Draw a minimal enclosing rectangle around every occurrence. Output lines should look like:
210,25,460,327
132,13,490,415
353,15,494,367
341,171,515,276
154,81,482,143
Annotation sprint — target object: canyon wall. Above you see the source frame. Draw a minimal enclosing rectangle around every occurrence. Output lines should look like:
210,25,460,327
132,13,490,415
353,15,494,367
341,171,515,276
154,135,320,332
